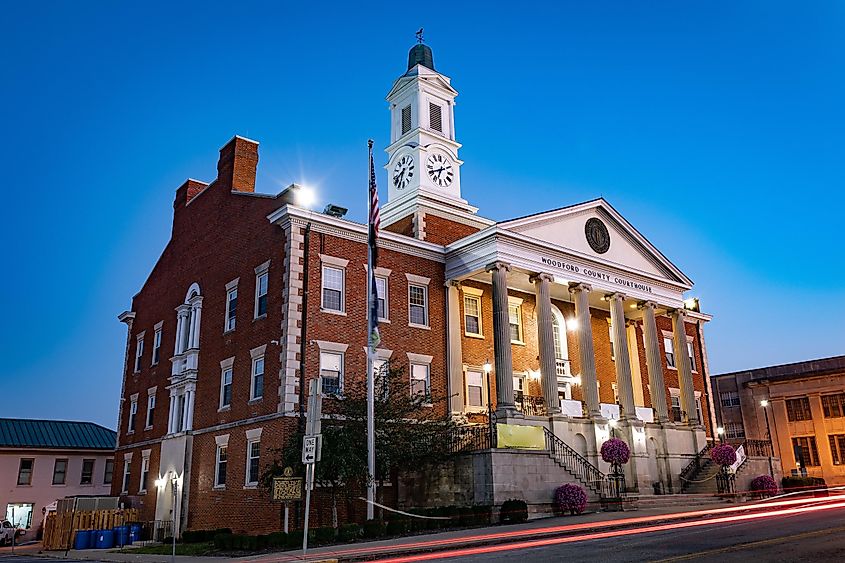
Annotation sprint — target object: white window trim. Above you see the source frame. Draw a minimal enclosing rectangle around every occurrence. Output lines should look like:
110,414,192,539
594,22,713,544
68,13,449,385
121,452,132,494
225,278,239,332
408,283,430,329
128,393,139,435
662,332,677,370
244,428,262,488
462,290,483,338
407,352,433,405
139,450,151,493
317,341,349,396
320,257,347,315
214,434,229,489
405,273,431,286
463,365,488,413
254,262,270,319
508,297,524,345
364,264,392,322
145,387,156,430
134,332,145,373
152,322,163,366
219,356,235,410
249,347,266,401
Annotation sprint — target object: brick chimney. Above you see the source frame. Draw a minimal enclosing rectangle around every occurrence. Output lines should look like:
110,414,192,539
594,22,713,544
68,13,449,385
217,136,259,193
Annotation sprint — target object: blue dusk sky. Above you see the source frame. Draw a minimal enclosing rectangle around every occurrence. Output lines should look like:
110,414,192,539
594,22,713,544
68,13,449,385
2,2,843,428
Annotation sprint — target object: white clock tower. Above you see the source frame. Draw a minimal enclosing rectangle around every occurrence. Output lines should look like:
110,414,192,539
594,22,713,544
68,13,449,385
381,42,482,230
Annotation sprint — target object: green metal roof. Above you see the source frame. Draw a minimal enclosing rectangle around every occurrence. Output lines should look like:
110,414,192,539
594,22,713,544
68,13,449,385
0,418,116,450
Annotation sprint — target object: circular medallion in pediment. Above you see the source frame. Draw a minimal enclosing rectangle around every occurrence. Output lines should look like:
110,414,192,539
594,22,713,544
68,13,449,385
585,218,610,254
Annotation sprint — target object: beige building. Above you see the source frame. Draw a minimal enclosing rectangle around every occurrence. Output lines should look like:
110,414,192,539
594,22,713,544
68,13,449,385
714,355,845,486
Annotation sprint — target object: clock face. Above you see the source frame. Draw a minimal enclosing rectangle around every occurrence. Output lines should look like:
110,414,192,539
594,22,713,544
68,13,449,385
392,155,415,190
426,153,453,187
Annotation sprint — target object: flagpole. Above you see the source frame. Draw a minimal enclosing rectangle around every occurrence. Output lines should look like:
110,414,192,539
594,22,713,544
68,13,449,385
366,139,376,521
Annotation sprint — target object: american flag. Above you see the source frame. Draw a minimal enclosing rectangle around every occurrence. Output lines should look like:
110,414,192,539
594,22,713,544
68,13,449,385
368,140,381,351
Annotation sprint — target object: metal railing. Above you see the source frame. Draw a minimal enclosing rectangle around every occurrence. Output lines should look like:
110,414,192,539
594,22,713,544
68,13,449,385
448,424,492,453
543,427,607,496
743,439,773,457
515,394,546,416
680,442,713,491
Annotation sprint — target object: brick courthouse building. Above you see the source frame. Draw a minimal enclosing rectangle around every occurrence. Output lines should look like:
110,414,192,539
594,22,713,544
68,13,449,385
113,43,716,534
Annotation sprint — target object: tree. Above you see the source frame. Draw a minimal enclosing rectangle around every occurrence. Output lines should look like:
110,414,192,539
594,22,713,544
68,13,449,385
263,362,459,527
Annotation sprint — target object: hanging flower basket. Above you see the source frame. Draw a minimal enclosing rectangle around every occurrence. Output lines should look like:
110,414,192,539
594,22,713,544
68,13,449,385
710,444,737,467
600,438,631,465
554,483,588,516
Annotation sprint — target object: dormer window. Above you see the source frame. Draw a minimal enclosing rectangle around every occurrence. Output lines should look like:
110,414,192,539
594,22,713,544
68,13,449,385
429,103,442,132
401,105,411,134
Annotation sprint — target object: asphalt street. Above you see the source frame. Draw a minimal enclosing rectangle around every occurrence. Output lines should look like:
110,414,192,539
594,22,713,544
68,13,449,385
417,505,845,562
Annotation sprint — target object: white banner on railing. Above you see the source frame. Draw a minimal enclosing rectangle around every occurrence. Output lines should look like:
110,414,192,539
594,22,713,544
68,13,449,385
729,444,746,474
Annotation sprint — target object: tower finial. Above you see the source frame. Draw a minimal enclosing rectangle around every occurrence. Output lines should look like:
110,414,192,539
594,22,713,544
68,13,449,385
416,28,424,44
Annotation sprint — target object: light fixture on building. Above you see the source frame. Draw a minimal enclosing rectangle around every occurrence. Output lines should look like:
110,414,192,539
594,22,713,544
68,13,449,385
567,318,579,331
323,204,348,218
629,303,637,309
154,476,167,489
608,418,618,428
760,399,769,407
483,361,492,374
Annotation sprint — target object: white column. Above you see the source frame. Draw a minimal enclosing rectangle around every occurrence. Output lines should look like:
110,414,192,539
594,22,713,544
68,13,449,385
531,273,560,415
570,283,600,418
671,309,698,425
174,313,185,356
446,281,465,415
607,293,636,420
184,390,194,431
168,392,176,434
190,301,203,349
640,301,669,423
486,261,519,418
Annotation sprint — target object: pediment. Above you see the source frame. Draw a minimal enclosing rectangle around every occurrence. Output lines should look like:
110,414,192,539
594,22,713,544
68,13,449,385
386,66,457,100
499,199,692,287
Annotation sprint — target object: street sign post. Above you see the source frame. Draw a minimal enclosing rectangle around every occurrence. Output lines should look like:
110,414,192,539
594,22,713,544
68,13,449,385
302,377,323,556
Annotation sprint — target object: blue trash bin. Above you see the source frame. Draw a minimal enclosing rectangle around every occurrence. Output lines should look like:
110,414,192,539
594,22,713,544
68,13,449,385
94,529,114,549
73,530,93,550
113,525,129,547
129,523,142,544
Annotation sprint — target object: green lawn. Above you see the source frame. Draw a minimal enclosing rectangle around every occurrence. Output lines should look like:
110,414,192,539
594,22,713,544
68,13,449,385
117,541,217,556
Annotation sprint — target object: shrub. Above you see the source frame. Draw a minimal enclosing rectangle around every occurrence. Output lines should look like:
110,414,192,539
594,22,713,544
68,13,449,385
749,475,778,497
213,533,233,550
554,483,588,515
266,532,287,548
782,476,828,496
499,499,528,524
710,444,737,467
313,527,336,545
472,504,493,526
363,519,386,539
458,506,475,527
386,518,409,536
286,530,304,548
338,523,361,542
183,528,232,543
600,438,631,464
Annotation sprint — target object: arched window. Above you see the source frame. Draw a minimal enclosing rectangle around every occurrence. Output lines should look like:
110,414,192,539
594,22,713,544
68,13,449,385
551,305,572,401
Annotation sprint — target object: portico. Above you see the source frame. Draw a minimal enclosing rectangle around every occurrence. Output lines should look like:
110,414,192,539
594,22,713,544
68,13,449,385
443,200,713,493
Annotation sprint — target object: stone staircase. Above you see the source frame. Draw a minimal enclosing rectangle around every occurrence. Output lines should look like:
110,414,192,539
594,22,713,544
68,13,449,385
678,458,722,495
542,427,607,497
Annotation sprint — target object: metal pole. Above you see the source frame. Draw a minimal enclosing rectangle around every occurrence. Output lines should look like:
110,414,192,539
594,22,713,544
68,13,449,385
171,476,177,563
302,464,313,555
366,140,376,520
485,361,493,447
764,406,774,478
298,222,311,435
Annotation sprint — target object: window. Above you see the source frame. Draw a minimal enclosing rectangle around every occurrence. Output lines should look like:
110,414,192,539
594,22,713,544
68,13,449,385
822,394,845,418
792,436,820,467
320,352,343,395
464,295,482,336
322,266,345,312
103,459,114,485
695,396,703,423
121,459,131,493
246,440,260,486
401,104,411,134
663,337,676,369
226,287,238,331
786,397,812,422
466,370,484,408
687,341,696,372
830,435,845,465
720,391,741,407
725,422,745,439
80,459,95,485
152,326,162,365
251,357,265,400
140,456,150,493
508,303,523,342
608,321,615,361
134,335,144,372
255,271,268,318
221,367,233,408
409,284,428,326
670,394,682,422
52,459,68,485
514,374,525,402
17,459,33,486
429,102,442,132
215,445,228,487
410,363,430,400
128,398,138,434
374,358,389,401
146,394,156,429
376,276,388,320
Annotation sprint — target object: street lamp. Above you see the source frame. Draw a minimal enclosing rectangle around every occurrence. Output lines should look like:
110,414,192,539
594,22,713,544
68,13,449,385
716,426,725,443
760,399,774,478
171,473,179,563
484,360,494,446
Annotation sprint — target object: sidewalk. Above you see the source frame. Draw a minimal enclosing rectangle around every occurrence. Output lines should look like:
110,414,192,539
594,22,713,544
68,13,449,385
28,502,743,563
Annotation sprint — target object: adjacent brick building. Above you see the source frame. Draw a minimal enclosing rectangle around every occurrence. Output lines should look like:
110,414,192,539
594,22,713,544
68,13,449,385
113,42,716,534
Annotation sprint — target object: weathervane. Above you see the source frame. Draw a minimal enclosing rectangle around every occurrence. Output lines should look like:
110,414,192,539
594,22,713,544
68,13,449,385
416,28,424,44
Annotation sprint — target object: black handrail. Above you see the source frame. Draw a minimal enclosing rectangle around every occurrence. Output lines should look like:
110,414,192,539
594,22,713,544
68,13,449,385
543,427,606,496
448,424,491,453
680,442,713,491
744,439,773,457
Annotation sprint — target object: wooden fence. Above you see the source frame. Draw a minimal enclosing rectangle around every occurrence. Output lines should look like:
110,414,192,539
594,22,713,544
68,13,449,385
42,509,139,551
